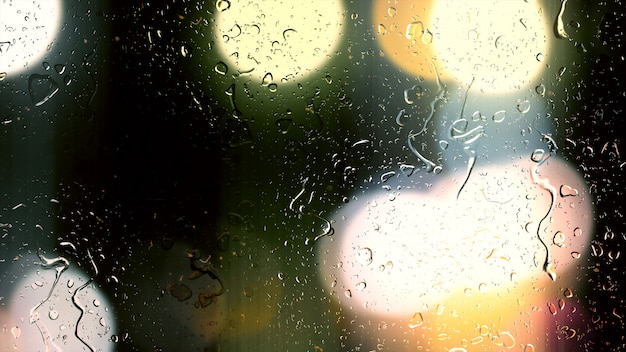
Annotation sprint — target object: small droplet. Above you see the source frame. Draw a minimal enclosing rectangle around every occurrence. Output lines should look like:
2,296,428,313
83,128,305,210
54,64,66,74
11,326,21,339
268,83,278,93
492,110,507,123
99,317,106,327
536,52,544,61
344,289,352,298
216,0,231,11
470,336,483,345
559,184,579,197
573,227,582,237
436,304,446,315
524,344,535,352
48,310,59,320
564,288,573,298
517,100,531,113
448,349,467,352
28,74,60,107
357,247,373,266
351,12,358,20
355,281,366,291
0,72,6,81
408,312,424,328
262,72,273,86
67,279,74,288
214,61,228,75
377,24,387,35
535,83,546,96
387,7,397,17
498,332,515,348
553,231,566,247
438,140,449,150
478,283,487,293
531,149,545,162
464,288,473,296
548,302,558,315
571,251,581,259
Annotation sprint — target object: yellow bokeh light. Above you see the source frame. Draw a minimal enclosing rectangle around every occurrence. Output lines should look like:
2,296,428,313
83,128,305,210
214,0,344,83
374,0,549,93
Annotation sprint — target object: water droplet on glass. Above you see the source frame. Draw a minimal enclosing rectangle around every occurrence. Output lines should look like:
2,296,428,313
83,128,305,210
28,74,60,107
548,302,558,315
448,348,467,352
517,100,531,113
492,110,507,123
471,336,483,345
531,149,545,162
387,7,397,17
67,279,74,288
536,52,544,62
351,12,358,20
439,140,449,150
216,0,231,11
48,310,59,320
408,312,424,328
268,83,278,93
324,74,332,84
42,61,51,70
478,283,487,293
180,45,190,57
571,251,581,259
535,83,546,96
564,288,573,298
471,111,483,121
54,64,66,74
0,72,6,81
377,24,387,35
524,344,535,352
276,118,292,134
355,281,366,291
553,231,566,247
399,164,415,177
262,72,273,86
464,288,473,296
559,184,579,197
436,304,446,315
11,326,21,339
499,331,516,348
214,61,228,75
344,289,352,298
357,247,373,266
381,171,396,183
573,227,582,237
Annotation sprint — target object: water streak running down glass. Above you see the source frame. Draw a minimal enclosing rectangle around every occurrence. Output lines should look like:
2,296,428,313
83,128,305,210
0,0,625,351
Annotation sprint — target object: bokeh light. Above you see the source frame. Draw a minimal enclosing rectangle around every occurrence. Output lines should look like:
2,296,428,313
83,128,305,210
214,0,344,83
0,0,63,78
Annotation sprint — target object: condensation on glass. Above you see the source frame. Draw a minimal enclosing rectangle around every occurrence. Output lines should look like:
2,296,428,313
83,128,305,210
0,0,625,351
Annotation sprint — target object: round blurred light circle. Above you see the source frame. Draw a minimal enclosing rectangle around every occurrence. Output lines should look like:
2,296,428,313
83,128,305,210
318,158,592,316
215,0,344,83
2,263,116,352
373,0,548,93
0,0,63,78
431,0,549,93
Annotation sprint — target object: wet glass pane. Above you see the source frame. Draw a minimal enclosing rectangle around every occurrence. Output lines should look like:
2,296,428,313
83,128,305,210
1,0,625,351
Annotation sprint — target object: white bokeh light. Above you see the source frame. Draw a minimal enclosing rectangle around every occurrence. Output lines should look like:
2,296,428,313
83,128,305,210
0,0,62,78
430,0,549,93
319,157,592,316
